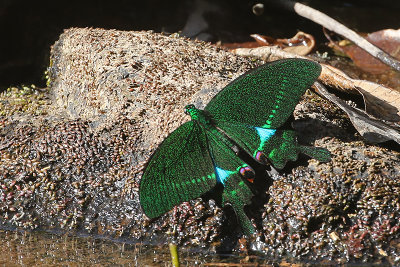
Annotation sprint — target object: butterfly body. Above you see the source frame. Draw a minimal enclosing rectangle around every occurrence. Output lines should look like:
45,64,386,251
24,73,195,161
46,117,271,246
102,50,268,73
139,59,331,235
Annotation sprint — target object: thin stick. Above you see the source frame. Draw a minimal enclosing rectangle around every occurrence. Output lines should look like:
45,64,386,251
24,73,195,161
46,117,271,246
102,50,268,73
169,243,180,267
266,0,400,72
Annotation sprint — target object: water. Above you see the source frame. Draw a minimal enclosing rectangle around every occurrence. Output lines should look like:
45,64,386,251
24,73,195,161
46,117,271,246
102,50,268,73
0,230,259,266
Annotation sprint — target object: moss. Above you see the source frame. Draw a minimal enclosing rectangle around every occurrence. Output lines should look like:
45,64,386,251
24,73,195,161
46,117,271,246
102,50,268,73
0,85,51,120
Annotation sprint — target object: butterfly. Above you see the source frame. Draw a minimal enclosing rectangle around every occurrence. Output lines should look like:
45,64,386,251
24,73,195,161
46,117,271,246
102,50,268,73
139,58,331,235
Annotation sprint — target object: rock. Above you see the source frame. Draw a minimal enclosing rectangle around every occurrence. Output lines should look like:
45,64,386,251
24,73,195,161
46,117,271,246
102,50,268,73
0,27,399,264
0,28,259,245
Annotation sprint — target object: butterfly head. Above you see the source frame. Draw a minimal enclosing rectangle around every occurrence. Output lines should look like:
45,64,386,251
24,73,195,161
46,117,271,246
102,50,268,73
184,104,200,120
184,104,212,125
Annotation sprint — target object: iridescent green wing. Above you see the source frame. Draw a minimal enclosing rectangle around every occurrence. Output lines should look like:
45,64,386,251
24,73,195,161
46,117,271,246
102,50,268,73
139,121,216,219
205,58,330,168
205,58,321,128
215,121,331,169
205,128,256,235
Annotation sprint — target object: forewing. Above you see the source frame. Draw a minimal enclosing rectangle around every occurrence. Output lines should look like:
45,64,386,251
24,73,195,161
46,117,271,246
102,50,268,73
205,58,321,128
139,121,216,219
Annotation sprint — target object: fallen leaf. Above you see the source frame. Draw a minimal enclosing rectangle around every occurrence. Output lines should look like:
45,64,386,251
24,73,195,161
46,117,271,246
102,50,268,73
320,64,400,122
315,82,400,143
327,28,400,74
276,31,315,56
221,40,266,49
250,33,274,46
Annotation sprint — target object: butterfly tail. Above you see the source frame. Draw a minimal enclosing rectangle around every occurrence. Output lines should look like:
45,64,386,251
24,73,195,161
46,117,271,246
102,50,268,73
299,145,331,162
223,176,255,235
230,199,255,236
253,130,331,169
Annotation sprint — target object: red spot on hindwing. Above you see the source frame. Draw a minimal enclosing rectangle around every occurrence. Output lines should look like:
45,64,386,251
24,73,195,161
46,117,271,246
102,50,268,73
256,151,268,164
239,166,255,183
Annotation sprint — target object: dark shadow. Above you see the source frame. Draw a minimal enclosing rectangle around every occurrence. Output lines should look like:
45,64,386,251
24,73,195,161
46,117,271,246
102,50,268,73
294,117,359,144
375,139,400,152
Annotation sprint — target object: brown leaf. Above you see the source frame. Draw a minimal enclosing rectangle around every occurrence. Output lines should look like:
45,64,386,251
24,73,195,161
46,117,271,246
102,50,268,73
320,64,400,122
221,41,266,49
315,82,400,143
328,29,400,74
276,31,315,56
250,33,275,45
221,34,274,49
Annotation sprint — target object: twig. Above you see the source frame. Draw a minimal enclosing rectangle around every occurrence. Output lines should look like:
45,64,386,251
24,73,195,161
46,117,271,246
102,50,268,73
169,243,180,267
265,0,400,72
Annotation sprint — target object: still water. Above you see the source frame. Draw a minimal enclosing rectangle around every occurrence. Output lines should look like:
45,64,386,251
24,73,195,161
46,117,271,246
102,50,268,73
0,230,268,266
0,230,207,266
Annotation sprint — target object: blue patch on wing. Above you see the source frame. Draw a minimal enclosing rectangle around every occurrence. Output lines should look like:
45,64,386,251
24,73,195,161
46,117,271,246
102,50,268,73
215,167,233,185
254,127,277,153
255,127,276,142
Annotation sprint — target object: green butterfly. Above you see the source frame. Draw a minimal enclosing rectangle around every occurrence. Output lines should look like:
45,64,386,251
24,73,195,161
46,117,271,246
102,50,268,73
139,58,331,235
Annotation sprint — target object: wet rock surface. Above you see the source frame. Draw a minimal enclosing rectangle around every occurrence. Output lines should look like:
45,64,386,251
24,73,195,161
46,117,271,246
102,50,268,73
261,141,400,263
0,28,399,264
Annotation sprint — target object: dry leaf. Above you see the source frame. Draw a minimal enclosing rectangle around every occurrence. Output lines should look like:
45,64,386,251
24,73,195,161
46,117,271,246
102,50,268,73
222,40,266,49
327,29,400,74
315,82,400,143
277,31,315,56
249,32,316,56
320,64,400,122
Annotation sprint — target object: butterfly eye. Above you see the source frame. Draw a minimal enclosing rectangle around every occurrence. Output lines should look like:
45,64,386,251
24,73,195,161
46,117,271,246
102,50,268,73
239,166,255,182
